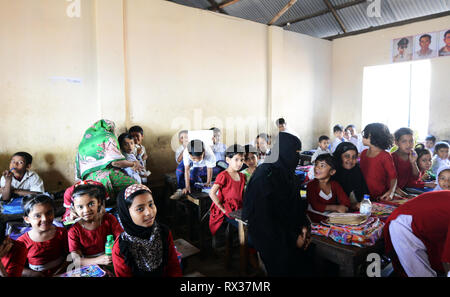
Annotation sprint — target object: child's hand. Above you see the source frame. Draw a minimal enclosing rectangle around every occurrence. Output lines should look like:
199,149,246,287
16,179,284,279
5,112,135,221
182,186,191,195
424,182,437,188
0,237,13,258
335,205,348,213
2,170,13,183
97,255,112,266
379,191,394,201
136,146,142,156
132,161,144,172
409,150,418,164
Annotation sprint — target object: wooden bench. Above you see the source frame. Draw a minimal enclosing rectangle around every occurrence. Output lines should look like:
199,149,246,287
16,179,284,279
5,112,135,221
185,191,212,255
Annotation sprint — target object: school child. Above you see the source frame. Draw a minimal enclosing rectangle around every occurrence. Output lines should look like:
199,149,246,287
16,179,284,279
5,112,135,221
433,165,450,191
210,127,227,176
391,128,420,197
383,191,450,277
68,184,123,267
17,195,69,277
112,184,182,277
425,135,436,154
330,125,345,153
0,152,44,202
410,144,436,189
118,133,144,184
175,130,189,164
128,125,151,183
241,145,258,185
431,141,450,175
170,139,216,200
0,217,28,277
311,135,330,163
275,118,287,132
359,123,397,201
209,145,246,236
255,133,271,165
345,124,365,153
306,154,352,223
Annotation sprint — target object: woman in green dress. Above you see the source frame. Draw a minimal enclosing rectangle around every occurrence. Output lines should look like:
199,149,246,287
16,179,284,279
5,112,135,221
75,119,142,204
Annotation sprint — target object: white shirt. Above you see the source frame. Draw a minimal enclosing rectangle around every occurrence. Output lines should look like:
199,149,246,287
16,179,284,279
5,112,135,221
311,147,331,163
175,145,185,164
349,134,364,153
0,170,45,199
330,138,343,153
431,155,450,175
211,143,227,162
182,146,216,168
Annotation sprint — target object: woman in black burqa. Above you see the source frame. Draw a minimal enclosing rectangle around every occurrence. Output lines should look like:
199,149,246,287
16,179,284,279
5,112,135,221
242,132,312,276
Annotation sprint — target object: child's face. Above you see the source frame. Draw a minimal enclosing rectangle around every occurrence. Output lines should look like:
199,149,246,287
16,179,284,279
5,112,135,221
212,132,221,144
362,135,371,146
343,130,351,140
257,138,268,153
341,150,358,170
122,138,135,154
129,192,157,228
417,153,432,172
334,131,344,139
278,124,286,132
396,134,414,154
73,194,100,222
179,133,188,146
226,153,244,172
319,140,329,151
9,155,29,174
244,153,258,169
425,140,434,149
314,160,335,180
130,132,143,145
437,147,449,160
347,127,356,136
190,152,205,163
437,169,450,190
24,203,54,232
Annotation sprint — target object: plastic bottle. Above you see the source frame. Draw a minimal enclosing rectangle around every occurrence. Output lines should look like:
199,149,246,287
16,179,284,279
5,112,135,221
105,234,114,256
359,194,372,216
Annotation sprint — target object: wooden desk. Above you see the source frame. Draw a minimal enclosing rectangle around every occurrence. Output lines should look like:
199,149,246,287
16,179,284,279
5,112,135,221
228,209,249,275
186,191,212,254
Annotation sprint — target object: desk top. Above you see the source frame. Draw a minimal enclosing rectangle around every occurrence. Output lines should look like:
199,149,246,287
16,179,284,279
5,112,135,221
228,209,248,225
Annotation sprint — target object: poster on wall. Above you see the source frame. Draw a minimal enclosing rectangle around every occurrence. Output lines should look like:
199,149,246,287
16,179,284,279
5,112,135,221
438,29,450,57
412,32,438,60
392,36,413,63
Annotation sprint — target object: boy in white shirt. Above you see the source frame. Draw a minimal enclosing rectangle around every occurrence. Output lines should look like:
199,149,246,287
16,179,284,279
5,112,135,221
330,124,345,153
129,125,151,183
345,124,365,153
175,130,189,164
311,135,330,163
431,142,450,175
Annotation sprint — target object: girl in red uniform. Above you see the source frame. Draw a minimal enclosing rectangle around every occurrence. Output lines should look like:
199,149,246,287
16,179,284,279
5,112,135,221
17,195,69,276
68,184,123,267
112,184,182,277
360,123,397,201
208,144,246,236
0,217,27,277
384,191,450,277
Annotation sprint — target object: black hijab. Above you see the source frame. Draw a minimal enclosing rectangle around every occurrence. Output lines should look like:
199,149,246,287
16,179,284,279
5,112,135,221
332,142,369,202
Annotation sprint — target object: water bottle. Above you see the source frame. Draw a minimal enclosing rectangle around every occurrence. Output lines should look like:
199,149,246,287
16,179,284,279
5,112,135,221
105,234,114,256
359,194,372,216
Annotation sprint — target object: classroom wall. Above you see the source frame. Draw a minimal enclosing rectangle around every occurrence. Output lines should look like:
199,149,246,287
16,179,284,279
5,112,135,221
331,15,450,140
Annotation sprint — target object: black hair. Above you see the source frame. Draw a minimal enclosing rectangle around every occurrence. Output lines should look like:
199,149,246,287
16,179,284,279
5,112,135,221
12,152,33,166
425,135,436,143
128,125,144,136
414,143,432,167
123,189,153,208
394,127,413,141
434,141,450,155
178,130,188,138
318,135,330,142
333,124,344,133
345,124,356,131
0,216,6,245
118,133,133,148
445,30,450,39
71,184,106,207
210,127,221,134
187,139,205,157
397,38,409,47
225,144,245,159
22,194,55,217
276,118,286,126
419,34,431,42
256,133,269,143
314,153,337,170
362,123,394,150
244,144,258,159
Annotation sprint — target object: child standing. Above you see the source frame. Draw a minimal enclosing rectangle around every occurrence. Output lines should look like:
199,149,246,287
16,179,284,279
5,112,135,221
175,130,189,164
210,127,227,176
391,128,420,197
68,184,123,267
129,126,151,183
311,135,330,163
1,152,44,202
209,145,246,236
359,123,397,201
306,154,352,223
118,133,144,184
112,184,182,277
330,125,345,153
431,142,450,175
241,145,258,185
0,217,28,277
17,195,69,277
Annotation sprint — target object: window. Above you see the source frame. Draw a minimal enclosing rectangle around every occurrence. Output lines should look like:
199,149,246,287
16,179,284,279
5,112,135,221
362,60,431,140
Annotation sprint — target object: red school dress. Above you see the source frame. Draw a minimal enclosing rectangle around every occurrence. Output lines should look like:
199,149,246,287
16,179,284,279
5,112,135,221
391,152,420,189
383,191,450,276
359,149,397,199
68,213,123,256
209,171,246,236
17,227,69,276
1,238,28,277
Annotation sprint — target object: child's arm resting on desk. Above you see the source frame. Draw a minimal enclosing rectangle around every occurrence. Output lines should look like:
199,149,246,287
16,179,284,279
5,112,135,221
70,251,112,267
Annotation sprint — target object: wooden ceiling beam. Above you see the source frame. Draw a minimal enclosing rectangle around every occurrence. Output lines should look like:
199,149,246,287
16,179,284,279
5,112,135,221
323,0,347,33
218,0,242,9
206,0,228,14
268,0,297,26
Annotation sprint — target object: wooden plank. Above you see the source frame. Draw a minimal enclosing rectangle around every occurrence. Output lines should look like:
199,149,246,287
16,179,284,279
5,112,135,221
268,0,297,26
323,0,347,33
174,238,201,259
218,0,242,9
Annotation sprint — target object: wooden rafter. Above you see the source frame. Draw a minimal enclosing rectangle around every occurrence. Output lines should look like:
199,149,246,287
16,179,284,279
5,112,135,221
268,0,297,26
206,0,228,14
218,0,242,9
323,0,347,33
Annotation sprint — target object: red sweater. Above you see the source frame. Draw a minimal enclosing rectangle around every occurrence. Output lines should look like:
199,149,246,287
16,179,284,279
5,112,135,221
306,179,351,223
392,152,420,189
112,230,182,277
1,239,28,277
383,191,450,276
360,149,397,199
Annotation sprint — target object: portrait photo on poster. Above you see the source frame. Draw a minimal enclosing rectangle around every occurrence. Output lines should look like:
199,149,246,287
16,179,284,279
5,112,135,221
412,32,438,60
438,29,450,57
392,36,413,63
